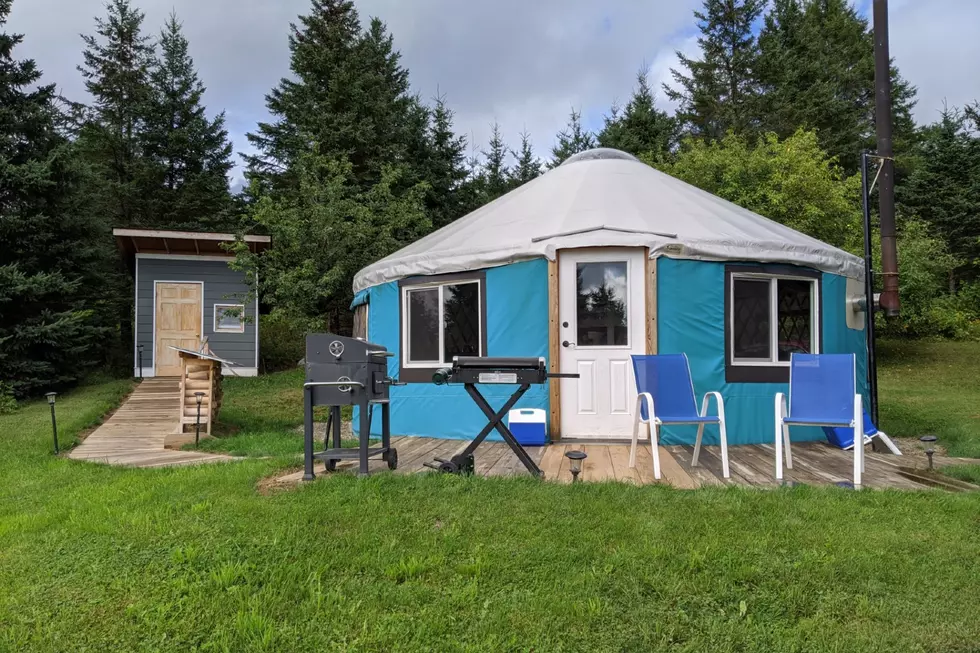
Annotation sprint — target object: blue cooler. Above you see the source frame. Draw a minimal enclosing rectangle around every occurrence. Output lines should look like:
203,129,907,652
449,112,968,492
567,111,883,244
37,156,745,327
507,408,548,446
823,409,877,449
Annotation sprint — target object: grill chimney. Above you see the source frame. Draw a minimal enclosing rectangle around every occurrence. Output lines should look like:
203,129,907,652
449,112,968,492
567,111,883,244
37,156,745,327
873,0,900,317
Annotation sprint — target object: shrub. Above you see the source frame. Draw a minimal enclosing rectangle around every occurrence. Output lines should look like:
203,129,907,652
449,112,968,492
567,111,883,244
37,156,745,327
259,311,318,373
0,382,16,415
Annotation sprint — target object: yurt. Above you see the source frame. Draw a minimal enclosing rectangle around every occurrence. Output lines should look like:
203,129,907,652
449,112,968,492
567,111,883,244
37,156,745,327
351,148,868,445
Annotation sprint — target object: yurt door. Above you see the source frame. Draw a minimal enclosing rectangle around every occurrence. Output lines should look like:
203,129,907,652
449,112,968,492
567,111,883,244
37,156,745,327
558,248,646,438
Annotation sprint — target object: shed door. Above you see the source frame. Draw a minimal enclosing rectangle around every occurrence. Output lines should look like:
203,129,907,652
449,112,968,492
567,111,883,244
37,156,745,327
155,282,202,376
559,248,646,438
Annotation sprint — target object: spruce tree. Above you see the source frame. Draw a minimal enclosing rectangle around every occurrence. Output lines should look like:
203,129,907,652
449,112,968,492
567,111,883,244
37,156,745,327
77,0,157,227
899,107,980,286
756,0,918,172
509,130,542,188
245,1,417,194
143,13,234,230
599,71,679,161
549,108,596,168
666,0,765,140
481,122,510,201
409,94,470,230
0,0,113,397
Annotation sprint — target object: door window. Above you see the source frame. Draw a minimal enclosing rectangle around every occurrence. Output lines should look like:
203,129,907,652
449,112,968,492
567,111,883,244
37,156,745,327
575,261,629,347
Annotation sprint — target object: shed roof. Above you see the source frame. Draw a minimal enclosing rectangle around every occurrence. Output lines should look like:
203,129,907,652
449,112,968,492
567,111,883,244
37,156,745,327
353,148,863,292
114,229,271,258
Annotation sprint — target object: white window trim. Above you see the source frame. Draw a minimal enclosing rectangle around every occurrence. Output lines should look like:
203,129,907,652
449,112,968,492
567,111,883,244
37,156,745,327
214,303,246,333
728,273,819,368
401,279,483,367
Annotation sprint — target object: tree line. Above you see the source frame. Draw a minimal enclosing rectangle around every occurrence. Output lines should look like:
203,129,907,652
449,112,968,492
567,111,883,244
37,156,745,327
2,0,979,403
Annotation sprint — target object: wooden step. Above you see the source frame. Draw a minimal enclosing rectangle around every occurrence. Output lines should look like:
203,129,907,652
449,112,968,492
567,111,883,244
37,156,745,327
185,371,210,380
184,379,210,390
181,416,211,424
184,388,213,399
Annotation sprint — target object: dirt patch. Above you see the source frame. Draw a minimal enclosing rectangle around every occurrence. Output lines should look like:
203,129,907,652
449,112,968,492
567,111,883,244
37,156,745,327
893,437,949,457
257,466,305,495
292,420,355,440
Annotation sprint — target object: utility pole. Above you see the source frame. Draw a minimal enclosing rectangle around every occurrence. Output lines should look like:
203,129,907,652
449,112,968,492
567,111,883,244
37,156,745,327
873,0,900,317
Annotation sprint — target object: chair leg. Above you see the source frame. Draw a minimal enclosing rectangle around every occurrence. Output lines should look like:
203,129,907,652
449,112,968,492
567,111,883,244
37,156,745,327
853,396,864,487
651,423,662,480
774,395,784,481
718,420,730,480
692,423,705,468
629,402,641,469
783,423,793,470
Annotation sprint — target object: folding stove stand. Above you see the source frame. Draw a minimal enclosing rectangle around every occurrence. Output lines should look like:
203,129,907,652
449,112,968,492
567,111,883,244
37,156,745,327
426,357,578,478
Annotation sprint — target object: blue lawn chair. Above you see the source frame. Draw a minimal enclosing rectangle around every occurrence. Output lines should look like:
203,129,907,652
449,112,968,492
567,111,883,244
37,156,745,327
775,353,876,487
629,354,729,480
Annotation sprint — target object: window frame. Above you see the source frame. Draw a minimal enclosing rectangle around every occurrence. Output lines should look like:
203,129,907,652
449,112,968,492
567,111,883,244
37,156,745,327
724,265,822,383
398,271,488,383
213,303,246,334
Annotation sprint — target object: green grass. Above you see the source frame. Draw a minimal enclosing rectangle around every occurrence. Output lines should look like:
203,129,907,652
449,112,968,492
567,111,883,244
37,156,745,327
194,368,356,458
878,339,980,482
1,348,979,651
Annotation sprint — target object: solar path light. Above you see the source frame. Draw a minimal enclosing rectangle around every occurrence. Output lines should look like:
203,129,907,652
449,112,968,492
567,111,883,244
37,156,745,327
46,392,58,454
565,449,587,483
919,435,938,471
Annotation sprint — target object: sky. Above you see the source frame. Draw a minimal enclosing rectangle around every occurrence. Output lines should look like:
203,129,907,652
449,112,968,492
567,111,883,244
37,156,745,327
8,0,980,187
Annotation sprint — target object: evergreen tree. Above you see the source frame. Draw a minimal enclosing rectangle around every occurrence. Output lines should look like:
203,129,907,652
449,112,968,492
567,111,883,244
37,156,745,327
666,0,765,140
0,0,113,397
481,122,510,200
77,0,157,227
509,130,542,188
898,107,980,287
143,13,234,230
245,1,417,194
549,108,596,168
756,0,918,172
598,70,679,161
411,93,470,230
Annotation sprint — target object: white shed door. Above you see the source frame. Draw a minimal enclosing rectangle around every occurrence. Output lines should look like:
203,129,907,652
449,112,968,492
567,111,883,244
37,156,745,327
559,248,647,438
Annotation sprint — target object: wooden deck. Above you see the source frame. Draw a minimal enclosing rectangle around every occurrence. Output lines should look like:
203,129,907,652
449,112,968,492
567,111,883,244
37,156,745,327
274,436,961,490
68,378,234,468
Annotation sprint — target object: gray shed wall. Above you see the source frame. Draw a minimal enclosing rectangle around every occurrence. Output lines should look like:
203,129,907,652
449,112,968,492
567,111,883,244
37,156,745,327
135,257,257,371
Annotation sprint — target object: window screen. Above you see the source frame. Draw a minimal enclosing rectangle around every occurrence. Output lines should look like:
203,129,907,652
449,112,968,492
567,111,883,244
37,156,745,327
732,279,771,361
407,288,439,362
443,282,480,361
777,279,813,361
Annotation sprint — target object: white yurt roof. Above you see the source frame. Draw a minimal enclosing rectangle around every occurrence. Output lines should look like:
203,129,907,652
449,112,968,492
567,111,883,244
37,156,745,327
353,148,863,292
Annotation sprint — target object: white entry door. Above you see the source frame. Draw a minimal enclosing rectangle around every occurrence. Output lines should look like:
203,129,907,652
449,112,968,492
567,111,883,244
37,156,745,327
559,248,647,438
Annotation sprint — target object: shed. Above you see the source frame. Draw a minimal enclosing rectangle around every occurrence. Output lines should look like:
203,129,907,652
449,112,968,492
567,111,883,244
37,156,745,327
114,229,271,377
351,149,869,445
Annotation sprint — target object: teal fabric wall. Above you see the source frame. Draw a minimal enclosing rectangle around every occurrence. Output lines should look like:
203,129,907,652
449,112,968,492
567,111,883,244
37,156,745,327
361,259,550,439
656,258,867,446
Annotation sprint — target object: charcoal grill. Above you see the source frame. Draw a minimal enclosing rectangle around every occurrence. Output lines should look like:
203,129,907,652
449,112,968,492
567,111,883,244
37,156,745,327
302,334,402,479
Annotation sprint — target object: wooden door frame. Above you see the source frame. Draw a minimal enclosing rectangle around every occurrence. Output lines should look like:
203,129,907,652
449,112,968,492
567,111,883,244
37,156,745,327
152,280,205,376
548,248,657,441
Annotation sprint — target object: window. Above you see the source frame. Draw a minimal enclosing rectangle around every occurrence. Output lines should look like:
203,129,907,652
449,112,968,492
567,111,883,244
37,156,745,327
576,261,629,347
214,304,245,333
400,273,486,381
725,266,820,382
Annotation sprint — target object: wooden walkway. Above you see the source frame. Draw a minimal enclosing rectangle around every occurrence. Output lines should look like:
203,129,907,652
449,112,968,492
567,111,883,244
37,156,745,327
274,436,956,490
69,378,234,468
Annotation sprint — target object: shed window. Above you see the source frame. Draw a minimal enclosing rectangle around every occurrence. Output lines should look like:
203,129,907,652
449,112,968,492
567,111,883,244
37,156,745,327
404,280,482,365
214,304,245,333
726,266,821,383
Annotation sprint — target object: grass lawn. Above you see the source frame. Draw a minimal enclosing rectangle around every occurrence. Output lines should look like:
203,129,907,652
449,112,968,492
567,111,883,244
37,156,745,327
878,339,980,482
1,345,979,651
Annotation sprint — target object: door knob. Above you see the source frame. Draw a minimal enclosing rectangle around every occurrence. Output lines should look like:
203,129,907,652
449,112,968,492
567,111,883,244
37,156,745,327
562,340,574,348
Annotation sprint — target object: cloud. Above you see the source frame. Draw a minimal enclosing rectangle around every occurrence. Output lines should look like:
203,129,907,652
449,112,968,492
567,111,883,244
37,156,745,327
889,0,980,122
6,0,978,187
